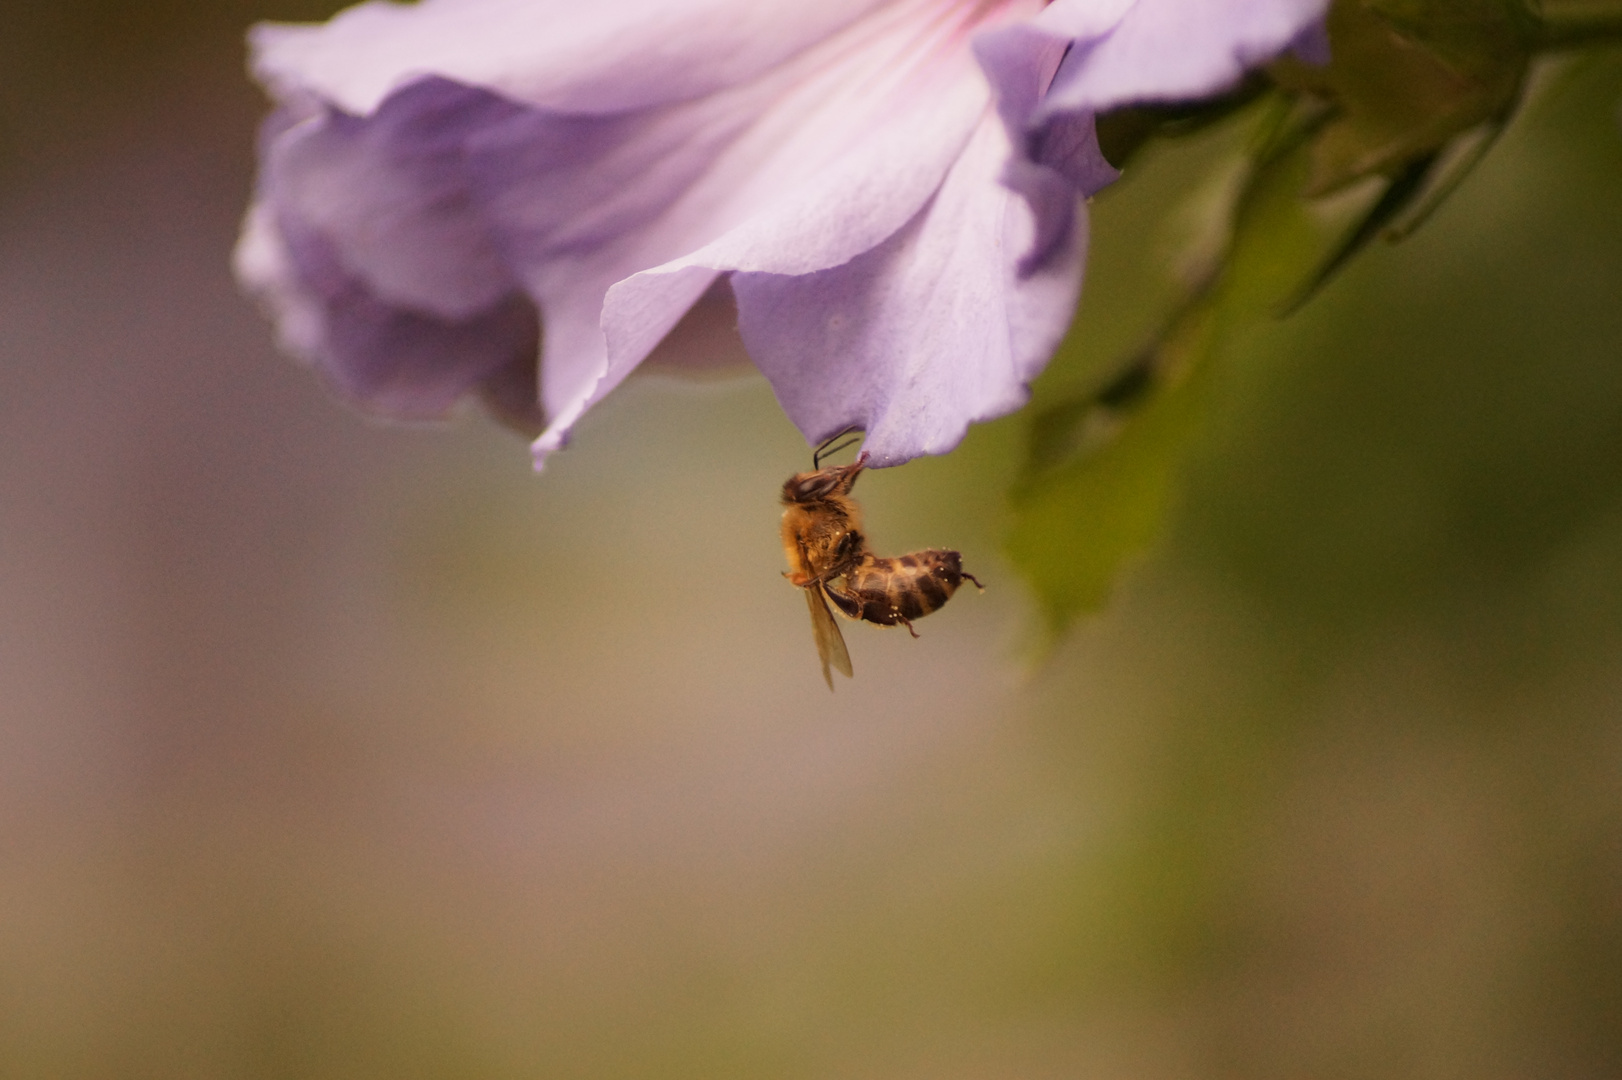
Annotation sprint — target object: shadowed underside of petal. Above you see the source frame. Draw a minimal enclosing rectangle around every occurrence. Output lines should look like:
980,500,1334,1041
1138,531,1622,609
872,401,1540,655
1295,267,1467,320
237,79,546,419
732,113,1087,466
973,23,1119,201
315,288,541,418
236,196,540,419
266,81,525,320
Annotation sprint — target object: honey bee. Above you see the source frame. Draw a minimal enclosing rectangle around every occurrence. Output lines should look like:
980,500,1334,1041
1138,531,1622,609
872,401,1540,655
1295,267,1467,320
781,432,983,688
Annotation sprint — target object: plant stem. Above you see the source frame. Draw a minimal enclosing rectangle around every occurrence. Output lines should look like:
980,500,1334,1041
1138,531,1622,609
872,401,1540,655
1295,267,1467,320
1534,0,1622,47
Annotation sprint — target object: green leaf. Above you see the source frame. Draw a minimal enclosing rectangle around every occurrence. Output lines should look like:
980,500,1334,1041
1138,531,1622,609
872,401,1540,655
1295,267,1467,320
1008,100,1389,634
1008,303,1219,630
1003,0,1622,633
1271,0,1531,195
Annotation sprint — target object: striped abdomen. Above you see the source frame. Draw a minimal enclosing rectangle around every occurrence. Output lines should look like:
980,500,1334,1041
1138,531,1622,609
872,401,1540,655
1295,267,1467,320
828,549,979,632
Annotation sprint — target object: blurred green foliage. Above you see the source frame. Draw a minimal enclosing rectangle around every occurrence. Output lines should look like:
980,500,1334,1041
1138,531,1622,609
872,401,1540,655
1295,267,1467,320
1009,0,1622,633
1008,50,1622,1074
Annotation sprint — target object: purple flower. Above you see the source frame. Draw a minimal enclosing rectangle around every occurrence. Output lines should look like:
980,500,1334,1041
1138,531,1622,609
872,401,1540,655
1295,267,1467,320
236,0,1327,467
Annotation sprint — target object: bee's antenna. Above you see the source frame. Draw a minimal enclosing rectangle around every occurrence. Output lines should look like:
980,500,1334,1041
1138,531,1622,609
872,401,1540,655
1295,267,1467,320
814,426,864,469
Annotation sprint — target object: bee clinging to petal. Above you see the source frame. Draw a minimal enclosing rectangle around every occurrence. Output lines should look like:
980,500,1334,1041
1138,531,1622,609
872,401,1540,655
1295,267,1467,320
780,431,982,689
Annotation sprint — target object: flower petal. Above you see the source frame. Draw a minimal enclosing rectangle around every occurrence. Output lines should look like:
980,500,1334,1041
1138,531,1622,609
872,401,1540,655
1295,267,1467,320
972,24,1118,199
236,78,543,418
556,51,994,460
244,0,1053,465
263,80,522,320
731,111,1087,466
235,191,539,419
477,2,1019,462
1038,0,1332,115
250,0,901,117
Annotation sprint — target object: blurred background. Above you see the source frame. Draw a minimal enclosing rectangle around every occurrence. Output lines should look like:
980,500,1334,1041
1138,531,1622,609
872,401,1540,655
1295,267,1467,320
3,3,1621,1077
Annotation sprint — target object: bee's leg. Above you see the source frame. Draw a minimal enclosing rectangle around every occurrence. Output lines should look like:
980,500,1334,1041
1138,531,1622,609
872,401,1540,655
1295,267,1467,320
832,531,868,579
813,426,865,468
898,616,919,639
824,583,862,621
831,530,859,567
961,571,985,591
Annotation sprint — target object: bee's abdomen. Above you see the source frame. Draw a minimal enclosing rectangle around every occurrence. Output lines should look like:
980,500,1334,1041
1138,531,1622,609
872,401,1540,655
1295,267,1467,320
843,549,964,626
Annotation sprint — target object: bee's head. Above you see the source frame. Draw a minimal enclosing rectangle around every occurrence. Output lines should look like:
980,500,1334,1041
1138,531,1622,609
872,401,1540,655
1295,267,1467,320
781,452,867,505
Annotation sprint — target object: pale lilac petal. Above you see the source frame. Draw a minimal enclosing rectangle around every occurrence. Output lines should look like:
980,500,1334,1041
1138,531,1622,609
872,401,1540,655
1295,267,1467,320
732,112,1087,466
973,25,1119,199
972,20,1117,278
302,283,539,419
235,201,325,363
243,0,1033,458
483,4,1018,462
236,78,540,417
552,50,995,462
251,0,903,116
1038,0,1331,115
235,187,539,419
265,80,521,320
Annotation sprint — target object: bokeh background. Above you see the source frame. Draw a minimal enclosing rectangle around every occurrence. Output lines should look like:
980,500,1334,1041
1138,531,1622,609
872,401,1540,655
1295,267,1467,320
3,4,1621,1077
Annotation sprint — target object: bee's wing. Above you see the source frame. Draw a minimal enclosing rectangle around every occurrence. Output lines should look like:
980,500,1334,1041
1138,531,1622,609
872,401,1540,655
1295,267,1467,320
805,584,853,689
